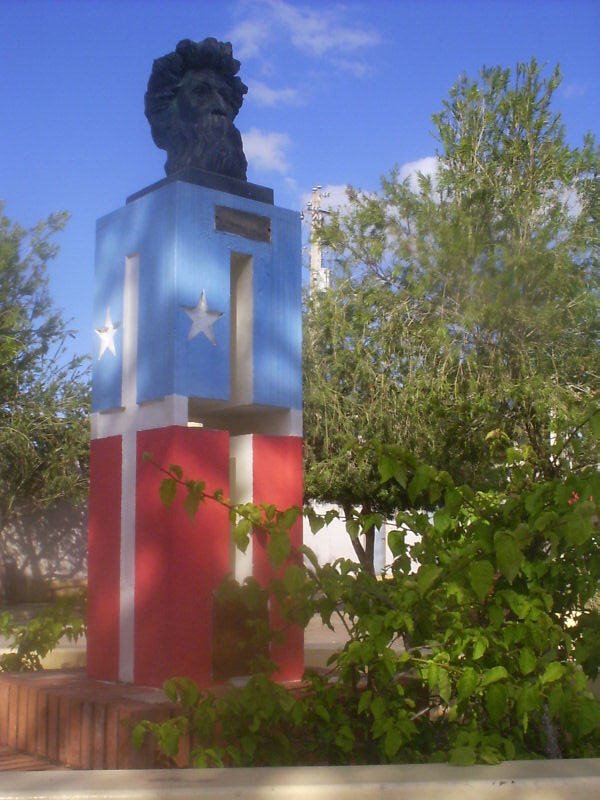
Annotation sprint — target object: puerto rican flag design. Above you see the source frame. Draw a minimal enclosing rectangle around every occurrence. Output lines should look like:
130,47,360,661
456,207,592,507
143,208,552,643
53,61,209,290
88,181,303,687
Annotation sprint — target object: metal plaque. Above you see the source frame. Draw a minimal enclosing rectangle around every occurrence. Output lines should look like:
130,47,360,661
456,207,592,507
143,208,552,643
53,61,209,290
215,206,271,243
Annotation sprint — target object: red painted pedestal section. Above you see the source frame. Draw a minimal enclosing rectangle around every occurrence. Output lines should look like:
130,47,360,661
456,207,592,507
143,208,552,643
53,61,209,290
253,435,304,682
87,427,304,688
135,427,230,687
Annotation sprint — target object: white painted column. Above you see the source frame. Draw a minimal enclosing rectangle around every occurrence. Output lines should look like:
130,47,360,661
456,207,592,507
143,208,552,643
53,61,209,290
229,434,254,582
119,254,139,683
229,252,255,583
230,253,253,405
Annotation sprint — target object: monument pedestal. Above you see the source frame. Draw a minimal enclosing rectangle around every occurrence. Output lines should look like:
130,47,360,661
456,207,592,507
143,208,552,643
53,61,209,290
88,174,303,688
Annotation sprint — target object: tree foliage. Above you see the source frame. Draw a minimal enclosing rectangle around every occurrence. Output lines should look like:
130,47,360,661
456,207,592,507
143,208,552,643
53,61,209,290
303,60,600,569
0,204,89,596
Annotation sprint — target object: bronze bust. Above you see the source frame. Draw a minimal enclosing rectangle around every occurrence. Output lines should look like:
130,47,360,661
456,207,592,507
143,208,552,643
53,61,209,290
145,38,248,180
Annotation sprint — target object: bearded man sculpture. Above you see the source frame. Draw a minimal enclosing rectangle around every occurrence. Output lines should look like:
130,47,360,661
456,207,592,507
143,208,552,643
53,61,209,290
145,37,248,180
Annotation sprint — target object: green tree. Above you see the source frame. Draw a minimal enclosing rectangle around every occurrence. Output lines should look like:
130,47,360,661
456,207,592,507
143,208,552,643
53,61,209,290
0,204,89,599
304,60,600,570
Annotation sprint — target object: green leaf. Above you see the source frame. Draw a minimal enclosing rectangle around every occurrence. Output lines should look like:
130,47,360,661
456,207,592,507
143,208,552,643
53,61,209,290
307,512,326,534
572,700,600,737
168,464,183,480
487,604,504,629
384,726,403,758
407,464,432,503
457,667,478,702
494,532,523,584
438,668,452,704
379,452,407,487
563,511,593,546
444,487,463,515
416,564,442,595
159,478,177,508
590,410,600,439
280,507,300,529
157,719,185,757
516,684,541,719
547,685,565,717
450,745,476,766
163,679,179,703
172,677,200,709
533,510,559,532
468,560,495,601
300,544,320,570
282,565,306,594
370,695,386,722
267,529,291,567
183,481,205,519
485,684,507,724
131,722,148,750
540,661,566,685
433,509,451,534
358,690,372,715
473,636,488,661
504,592,531,620
232,517,252,551
482,666,508,686
518,647,536,676
334,724,354,752
387,529,406,557
480,745,503,765
184,489,201,519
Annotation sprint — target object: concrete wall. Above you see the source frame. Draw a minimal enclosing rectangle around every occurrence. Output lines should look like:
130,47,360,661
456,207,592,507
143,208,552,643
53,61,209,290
1,760,599,798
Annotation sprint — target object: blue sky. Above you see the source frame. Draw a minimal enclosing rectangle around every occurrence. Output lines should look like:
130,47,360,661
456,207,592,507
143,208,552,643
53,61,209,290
2,0,598,361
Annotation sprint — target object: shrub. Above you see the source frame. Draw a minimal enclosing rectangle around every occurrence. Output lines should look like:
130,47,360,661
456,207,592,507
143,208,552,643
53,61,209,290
135,446,600,765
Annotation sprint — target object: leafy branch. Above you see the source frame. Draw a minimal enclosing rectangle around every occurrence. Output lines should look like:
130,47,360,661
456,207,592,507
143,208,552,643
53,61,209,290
142,453,301,568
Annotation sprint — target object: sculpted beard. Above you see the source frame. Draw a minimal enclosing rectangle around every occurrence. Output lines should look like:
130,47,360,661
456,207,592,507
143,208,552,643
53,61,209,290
166,112,247,179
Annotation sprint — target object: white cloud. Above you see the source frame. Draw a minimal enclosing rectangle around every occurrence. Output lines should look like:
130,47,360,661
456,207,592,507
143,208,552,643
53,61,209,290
229,0,379,68
284,175,299,194
267,0,379,56
332,58,372,79
398,156,439,192
562,82,586,99
247,79,303,107
242,128,291,174
228,18,271,60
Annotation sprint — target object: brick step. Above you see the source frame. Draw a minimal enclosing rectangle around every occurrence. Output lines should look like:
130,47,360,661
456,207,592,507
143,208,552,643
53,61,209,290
0,745,64,771
0,670,175,769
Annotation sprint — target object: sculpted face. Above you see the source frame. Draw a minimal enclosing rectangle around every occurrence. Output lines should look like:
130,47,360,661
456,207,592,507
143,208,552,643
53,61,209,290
177,69,238,125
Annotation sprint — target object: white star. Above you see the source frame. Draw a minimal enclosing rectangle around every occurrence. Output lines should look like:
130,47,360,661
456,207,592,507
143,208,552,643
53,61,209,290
95,307,120,359
182,290,223,346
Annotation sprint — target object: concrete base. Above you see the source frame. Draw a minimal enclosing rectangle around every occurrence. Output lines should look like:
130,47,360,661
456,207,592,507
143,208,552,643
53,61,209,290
0,761,599,799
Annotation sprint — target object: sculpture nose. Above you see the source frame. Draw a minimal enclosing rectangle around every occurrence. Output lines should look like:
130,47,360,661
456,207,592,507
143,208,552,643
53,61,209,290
213,92,230,117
